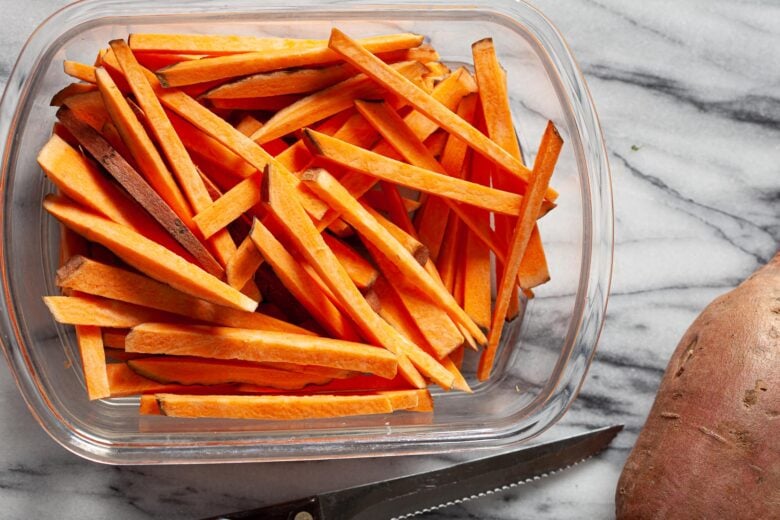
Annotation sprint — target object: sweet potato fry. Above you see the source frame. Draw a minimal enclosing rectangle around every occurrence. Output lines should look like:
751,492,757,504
44,195,258,312
126,322,398,379
415,93,479,260
56,256,308,334
226,234,264,291
193,173,262,239
250,61,427,144
134,52,203,70
239,373,410,394
107,363,237,397
64,61,97,83
62,90,111,130
478,122,563,380
129,33,329,55
95,67,195,224
75,325,110,400
45,295,171,328
372,277,470,392
302,168,486,346
128,356,333,389
396,66,477,143
378,44,440,65
109,39,239,267
207,95,301,112
171,113,255,181
153,84,330,220
366,242,463,359
264,164,452,389
100,120,137,168
473,38,549,310
205,63,357,99
50,82,96,106
321,233,378,291
274,111,355,172
249,219,362,341
327,28,558,202
150,392,395,420
360,203,429,266
303,129,548,217
55,108,224,276
462,162,493,330
156,33,425,87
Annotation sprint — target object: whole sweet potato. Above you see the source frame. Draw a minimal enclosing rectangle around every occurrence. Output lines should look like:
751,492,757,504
616,253,780,519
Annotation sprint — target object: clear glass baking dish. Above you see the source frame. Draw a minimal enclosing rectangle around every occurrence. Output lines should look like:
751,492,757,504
0,0,612,464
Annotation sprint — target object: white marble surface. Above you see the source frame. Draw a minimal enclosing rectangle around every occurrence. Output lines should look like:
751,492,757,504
1,0,779,518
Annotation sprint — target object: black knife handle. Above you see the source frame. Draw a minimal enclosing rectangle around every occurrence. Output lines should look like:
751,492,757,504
203,496,323,520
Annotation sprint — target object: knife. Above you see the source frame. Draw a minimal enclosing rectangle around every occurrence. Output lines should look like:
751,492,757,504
205,424,623,520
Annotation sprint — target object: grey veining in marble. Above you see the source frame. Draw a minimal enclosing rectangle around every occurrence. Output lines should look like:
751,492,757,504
1,0,779,518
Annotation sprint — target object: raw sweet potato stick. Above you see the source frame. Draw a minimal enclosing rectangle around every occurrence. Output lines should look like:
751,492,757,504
264,164,453,389
303,129,550,218
56,256,307,334
148,393,397,420
126,322,398,379
45,295,173,328
64,61,97,83
372,278,471,392
472,38,549,322
95,67,195,224
327,28,558,202
302,168,487,345
109,39,239,268
155,33,425,86
478,122,563,380
250,61,427,144
248,219,362,341
75,325,110,400
44,195,258,312
54,108,224,276
128,357,333,389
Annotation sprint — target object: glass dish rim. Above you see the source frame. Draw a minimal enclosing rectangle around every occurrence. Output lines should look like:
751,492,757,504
0,0,614,464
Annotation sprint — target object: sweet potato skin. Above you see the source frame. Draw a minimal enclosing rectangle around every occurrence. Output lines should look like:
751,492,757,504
616,253,780,519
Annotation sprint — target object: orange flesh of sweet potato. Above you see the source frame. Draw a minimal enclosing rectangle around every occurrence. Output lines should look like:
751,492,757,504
327,28,558,202
472,39,549,299
95,67,195,224
44,295,173,328
478,122,561,380
249,219,362,341
44,195,258,312
106,363,237,397
226,234,264,292
50,83,97,106
125,322,398,379
204,63,358,99
264,164,451,389
365,241,463,359
303,129,549,218
56,256,307,335
302,167,486,346
75,325,110,400
108,39,239,268
155,33,424,86
251,61,427,144
127,356,333,389
616,253,780,519
152,393,396,420
54,108,224,276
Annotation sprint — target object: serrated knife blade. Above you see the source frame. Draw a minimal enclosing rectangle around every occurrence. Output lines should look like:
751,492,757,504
205,424,623,520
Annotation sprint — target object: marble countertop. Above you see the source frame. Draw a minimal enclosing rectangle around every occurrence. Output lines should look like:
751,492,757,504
1,0,778,518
